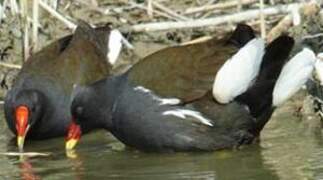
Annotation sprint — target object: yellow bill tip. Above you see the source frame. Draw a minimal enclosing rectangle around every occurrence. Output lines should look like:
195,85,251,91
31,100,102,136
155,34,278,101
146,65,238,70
65,149,78,159
65,139,79,151
17,136,25,152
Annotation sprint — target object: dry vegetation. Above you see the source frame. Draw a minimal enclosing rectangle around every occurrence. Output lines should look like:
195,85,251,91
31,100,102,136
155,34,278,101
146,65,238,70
0,0,322,101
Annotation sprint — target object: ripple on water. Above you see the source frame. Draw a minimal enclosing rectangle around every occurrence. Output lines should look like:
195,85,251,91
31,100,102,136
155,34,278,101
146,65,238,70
0,103,323,179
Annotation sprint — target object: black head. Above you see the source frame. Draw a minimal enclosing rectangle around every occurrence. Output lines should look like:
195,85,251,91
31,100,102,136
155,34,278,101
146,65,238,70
13,89,46,129
66,82,113,150
66,76,122,150
66,86,102,151
71,86,95,129
7,89,46,150
70,83,112,132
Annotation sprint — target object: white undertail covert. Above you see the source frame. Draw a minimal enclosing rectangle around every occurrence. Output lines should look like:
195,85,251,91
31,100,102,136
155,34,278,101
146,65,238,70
273,48,316,106
213,38,265,104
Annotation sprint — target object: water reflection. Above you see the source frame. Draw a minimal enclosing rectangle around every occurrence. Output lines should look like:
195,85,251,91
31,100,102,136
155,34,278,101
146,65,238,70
19,157,41,180
0,106,323,179
66,150,84,180
261,105,323,180
59,144,279,180
0,124,287,180
210,147,279,180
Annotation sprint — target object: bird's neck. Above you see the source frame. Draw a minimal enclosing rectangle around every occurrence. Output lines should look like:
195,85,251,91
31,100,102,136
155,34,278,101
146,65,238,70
98,74,127,130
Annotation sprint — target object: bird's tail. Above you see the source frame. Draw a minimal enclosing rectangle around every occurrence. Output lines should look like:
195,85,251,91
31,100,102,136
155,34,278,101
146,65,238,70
73,20,125,65
227,23,256,48
235,35,299,134
272,48,316,106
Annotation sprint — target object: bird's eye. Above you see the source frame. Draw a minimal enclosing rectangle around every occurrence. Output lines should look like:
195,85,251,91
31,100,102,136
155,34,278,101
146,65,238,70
75,106,84,116
31,106,36,112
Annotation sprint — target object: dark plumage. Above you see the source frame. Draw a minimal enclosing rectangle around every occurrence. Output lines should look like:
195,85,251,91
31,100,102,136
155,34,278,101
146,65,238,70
4,21,112,150
67,24,297,152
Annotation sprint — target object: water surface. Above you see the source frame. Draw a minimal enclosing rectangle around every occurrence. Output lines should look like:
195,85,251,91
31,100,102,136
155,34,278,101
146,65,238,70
0,103,322,180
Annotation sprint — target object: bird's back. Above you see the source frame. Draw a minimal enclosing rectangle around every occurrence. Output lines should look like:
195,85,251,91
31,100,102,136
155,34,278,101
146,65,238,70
5,21,112,139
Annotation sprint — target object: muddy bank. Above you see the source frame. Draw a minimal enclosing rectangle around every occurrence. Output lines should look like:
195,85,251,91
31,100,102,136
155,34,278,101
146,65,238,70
0,1,245,98
0,1,323,126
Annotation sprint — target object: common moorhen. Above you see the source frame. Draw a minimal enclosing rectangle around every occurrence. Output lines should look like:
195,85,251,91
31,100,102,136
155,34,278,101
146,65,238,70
66,24,316,152
4,21,113,151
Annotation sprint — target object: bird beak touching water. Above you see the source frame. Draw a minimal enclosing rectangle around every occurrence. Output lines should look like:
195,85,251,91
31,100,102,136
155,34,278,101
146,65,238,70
15,105,30,152
65,120,82,150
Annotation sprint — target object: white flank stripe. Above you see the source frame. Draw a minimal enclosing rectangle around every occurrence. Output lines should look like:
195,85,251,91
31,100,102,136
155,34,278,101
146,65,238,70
159,98,181,105
108,29,123,65
163,109,213,126
134,86,181,105
273,48,316,106
134,86,151,93
213,38,265,104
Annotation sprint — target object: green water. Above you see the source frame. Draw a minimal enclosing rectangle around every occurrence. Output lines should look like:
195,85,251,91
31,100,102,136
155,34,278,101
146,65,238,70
0,104,322,180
